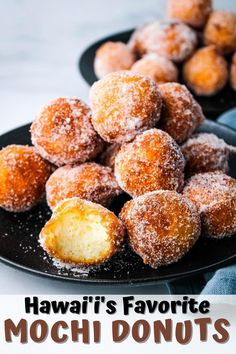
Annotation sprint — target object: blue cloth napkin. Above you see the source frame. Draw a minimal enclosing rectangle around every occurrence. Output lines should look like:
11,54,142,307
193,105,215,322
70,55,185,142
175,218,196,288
168,109,236,295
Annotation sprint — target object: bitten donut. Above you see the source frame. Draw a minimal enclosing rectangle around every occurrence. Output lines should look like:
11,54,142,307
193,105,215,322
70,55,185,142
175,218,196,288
132,21,197,62
94,41,135,78
230,52,236,91
31,98,104,166
204,10,236,54
0,145,51,212
183,172,236,238
120,190,201,268
40,197,125,266
99,143,121,170
131,53,178,84
90,71,162,143
182,133,235,177
46,162,121,210
167,0,212,28
115,129,185,197
159,83,205,144
183,46,228,96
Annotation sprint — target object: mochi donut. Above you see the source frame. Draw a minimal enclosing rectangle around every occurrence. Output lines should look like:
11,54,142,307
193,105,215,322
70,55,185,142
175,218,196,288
204,10,236,54
114,129,185,197
94,41,135,78
90,71,162,143
40,197,125,266
183,46,228,96
131,21,197,62
159,83,205,144
120,190,201,268
167,0,212,28
181,133,236,177
131,53,178,84
0,145,51,212
183,172,236,238
46,162,121,210
31,98,104,166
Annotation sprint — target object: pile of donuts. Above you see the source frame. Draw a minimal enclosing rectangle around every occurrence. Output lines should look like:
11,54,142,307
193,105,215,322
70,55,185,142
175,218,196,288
94,0,236,96
0,68,235,269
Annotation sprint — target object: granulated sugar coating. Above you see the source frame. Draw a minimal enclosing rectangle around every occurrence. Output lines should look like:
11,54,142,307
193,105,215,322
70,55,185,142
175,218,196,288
131,53,178,84
46,162,122,210
120,190,201,268
159,83,205,144
31,98,104,166
0,145,52,212
182,133,236,177
94,41,135,79
167,0,212,28
134,21,197,62
183,172,236,239
90,71,162,143
115,128,185,197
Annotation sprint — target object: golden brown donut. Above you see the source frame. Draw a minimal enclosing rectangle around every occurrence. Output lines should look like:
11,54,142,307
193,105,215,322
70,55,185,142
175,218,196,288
230,52,236,90
204,10,236,54
167,0,212,28
31,98,104,166
120,190,201,268
131,53,178,84
90,71,162,143
94,41,135,78
46,162,121,210
114,128,185,197
181,133,235,177
40,197,125,266
183,46,228,96
159,83,205,144
0,145,51,212
132,21,197,62
99,143,121,170
183,172,236,238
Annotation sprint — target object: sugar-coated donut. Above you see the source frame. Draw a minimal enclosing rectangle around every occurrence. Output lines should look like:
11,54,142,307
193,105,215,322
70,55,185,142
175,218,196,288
94,41,135,78
120,190,200,268
167,0,212,28
31,98,104,166
183,172,236,238
204,10,236,54
181,133,234,177
99,143,121,170
46,162,121,210
131,53,178,84
133,21,197,62
0,145,51,212
230,52,236,91
115,128,185,197
159,83,205,144
90,71,162,143
183,46,228,96
40,197,125,266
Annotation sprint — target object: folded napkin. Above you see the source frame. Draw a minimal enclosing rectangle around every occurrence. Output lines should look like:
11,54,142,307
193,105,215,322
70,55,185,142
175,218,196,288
168,109,236,295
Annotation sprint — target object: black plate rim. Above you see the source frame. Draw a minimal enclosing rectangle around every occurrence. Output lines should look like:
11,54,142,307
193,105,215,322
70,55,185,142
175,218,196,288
0,247,235,286
0,121,236,285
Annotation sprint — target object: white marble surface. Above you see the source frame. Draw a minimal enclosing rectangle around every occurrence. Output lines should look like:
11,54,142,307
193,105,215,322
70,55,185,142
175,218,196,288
0,0,235,294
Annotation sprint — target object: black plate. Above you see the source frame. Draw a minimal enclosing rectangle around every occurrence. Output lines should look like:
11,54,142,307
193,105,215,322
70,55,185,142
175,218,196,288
0,121,235,284
79,29,236,119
